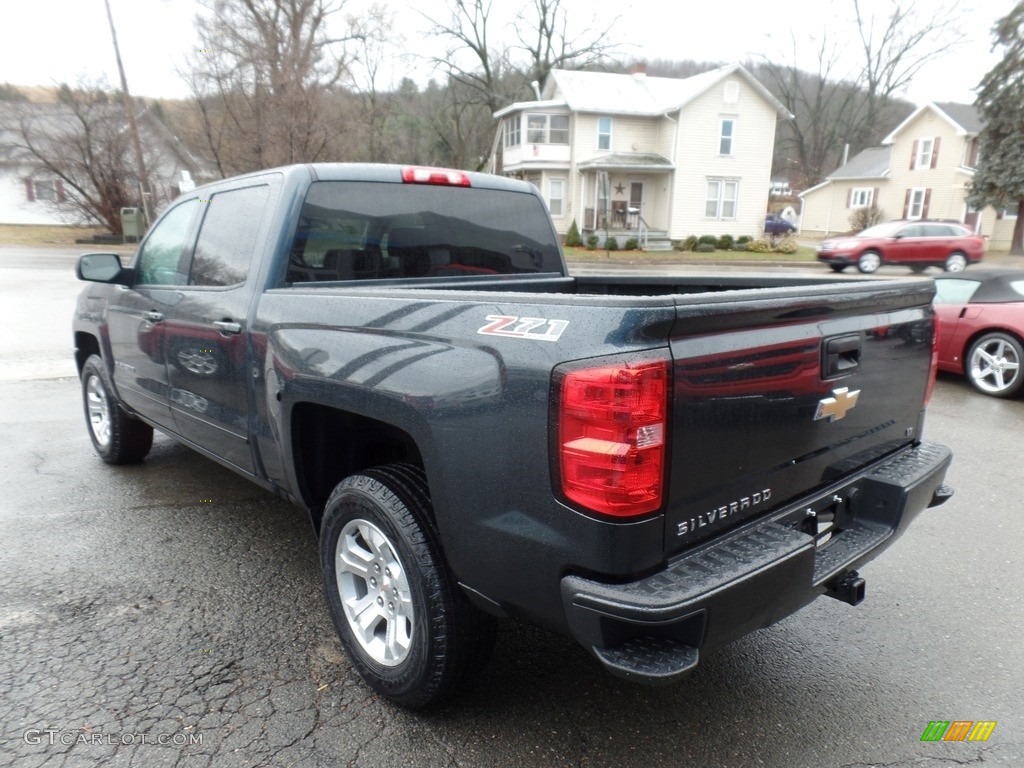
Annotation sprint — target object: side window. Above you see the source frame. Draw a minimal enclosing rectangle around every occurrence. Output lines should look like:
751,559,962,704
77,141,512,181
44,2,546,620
135,199,200,285
190,185,270,287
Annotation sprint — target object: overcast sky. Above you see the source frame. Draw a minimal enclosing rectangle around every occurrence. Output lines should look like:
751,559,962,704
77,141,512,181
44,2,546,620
0,0,1012,105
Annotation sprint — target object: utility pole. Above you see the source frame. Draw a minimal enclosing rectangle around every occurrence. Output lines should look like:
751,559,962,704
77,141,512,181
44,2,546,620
103,0,152,228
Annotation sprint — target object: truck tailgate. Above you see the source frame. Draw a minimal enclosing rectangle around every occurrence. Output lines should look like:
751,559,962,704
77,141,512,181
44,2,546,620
665,279,936,555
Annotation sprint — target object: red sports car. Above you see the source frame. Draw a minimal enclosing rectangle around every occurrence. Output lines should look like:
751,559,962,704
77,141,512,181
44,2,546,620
818,220,985,274
933,268,1024,397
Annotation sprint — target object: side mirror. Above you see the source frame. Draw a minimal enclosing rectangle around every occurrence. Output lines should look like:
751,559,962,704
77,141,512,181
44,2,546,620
77,253,131,284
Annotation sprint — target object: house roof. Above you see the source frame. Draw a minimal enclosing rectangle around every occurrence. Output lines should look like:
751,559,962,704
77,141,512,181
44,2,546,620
496,63,791,119
576,152,674,171
882,101,983,144
828,147,892,180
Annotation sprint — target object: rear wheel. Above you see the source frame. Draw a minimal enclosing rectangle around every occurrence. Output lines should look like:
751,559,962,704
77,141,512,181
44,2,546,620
857,250,882,273
320,464,497,708
944,251,968,272
967,332,1024,397
80,354,153,464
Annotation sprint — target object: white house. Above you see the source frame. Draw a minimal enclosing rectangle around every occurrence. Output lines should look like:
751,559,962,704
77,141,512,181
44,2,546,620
0,100,207,229
491,64,792,248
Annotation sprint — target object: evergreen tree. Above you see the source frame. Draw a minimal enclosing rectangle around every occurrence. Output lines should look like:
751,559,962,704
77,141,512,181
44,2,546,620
968,2,1024,255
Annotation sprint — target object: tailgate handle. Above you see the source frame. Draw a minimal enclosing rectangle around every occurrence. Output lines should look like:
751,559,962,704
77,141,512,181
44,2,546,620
824,334,861,377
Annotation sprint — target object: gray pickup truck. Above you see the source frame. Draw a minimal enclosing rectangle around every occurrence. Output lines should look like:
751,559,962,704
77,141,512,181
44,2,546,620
73,163,952,707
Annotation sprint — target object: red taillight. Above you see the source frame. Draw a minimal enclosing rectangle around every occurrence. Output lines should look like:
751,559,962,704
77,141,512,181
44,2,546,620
925,312,939,404
558,360,668,517
401,166,471,187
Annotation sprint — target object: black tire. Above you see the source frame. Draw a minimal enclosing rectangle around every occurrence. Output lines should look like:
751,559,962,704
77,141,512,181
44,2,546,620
966,332,1024,398
80,354,154,464
856,250,882,274
320,463,497,708
909,264,928,273
944,251,968,272
829,264,846,273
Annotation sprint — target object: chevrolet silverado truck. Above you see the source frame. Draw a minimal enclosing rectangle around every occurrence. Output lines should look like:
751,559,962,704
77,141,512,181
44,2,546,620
73,164,953,708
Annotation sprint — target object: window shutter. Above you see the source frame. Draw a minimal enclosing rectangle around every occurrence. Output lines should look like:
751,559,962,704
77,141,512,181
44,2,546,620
931,137,941,169
968,138,979,167
910,140,919,170
922,188,931,219
55,180,66,203
902,189,911,218
846,188,853,208
873,187,879,206
23,179,35,202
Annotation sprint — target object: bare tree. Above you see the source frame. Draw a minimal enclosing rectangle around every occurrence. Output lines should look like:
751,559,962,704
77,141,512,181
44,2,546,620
848,0,963,149
761,0,964,186
5,84,148,234
512,0,621,88
183,0,368,176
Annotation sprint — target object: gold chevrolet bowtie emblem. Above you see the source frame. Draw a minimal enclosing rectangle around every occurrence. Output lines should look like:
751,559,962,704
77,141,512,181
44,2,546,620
814,387,861,422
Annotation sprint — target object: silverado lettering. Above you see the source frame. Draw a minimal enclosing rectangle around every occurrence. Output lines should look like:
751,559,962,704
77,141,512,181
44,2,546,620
73,163,953,709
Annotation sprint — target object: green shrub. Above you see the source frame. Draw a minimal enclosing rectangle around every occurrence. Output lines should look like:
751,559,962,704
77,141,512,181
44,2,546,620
681,235,699,251
736,235,752,244
623,237,639,251
565,219,583,247
586,234,599,250
698,234,718,245
695,242,716,253
604,237,619,250
716,234,735,250
745,238,771,253
733,242,748,251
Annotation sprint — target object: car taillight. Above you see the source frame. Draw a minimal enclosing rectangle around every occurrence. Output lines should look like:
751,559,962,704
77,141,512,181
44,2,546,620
401,166,471,187
557,359,668,517
925,313,939,404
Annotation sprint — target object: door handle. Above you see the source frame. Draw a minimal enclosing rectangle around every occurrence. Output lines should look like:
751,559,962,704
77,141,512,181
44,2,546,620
144,311,164,322
213,320,242,335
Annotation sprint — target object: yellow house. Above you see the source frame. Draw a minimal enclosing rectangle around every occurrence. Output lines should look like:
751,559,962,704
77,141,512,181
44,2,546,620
800,102,1015,248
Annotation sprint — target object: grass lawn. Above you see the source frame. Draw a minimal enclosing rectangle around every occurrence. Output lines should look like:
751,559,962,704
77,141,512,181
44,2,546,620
563,244,817,263
0,224,116,247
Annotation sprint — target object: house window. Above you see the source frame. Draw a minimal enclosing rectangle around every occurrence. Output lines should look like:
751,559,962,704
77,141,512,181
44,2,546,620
547,178,565,217
705,178,739,219
719,119,735,156
24,179,65,203
907,188,928,219
597,117,612,150
850,188,874,208
504,116,521,147
914,137,940,169
526,113,569,144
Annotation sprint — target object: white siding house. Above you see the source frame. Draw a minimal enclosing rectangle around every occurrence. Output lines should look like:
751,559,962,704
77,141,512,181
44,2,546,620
491,64,791,248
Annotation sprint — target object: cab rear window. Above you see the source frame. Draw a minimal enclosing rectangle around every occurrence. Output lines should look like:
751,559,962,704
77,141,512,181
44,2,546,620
287,181,561,283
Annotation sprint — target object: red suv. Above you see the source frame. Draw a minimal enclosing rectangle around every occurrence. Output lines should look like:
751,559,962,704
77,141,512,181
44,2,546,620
817,220,985,274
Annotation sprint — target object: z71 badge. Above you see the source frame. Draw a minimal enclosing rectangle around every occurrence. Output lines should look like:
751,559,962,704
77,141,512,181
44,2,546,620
477,315,569,342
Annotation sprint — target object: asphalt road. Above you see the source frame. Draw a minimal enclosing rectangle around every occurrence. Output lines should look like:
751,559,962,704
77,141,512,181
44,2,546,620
1,247,1022,767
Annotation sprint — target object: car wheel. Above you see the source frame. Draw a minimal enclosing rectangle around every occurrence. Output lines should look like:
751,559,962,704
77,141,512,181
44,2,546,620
944,252,968,272
967,332,1024,397
829,264,846,273
320,464,497,708
81,354,154,464
857,250,882,274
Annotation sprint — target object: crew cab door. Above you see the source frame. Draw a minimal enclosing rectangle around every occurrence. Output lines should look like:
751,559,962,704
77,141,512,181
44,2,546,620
162,183,272,475
107,198,202,428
